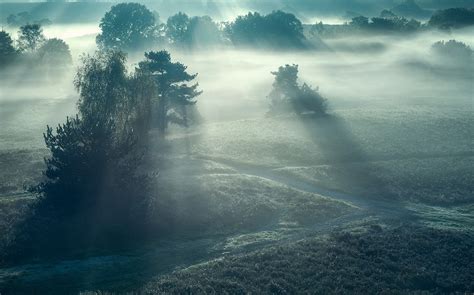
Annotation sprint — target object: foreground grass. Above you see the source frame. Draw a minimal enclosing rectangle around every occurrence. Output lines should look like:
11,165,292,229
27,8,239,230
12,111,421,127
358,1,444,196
143,225,474,294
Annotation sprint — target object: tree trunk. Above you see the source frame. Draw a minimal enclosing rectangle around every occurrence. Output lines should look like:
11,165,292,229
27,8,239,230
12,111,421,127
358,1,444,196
158,96,167,135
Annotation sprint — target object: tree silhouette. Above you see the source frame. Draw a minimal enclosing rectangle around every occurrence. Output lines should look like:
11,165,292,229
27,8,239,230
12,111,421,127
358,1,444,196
166,13,221,48
166,12,190,45
269,64,327,115
226,10,306,49
37,38,72,66
96,3,160,51
0,31,17,66
17,24,45,52
10,51,153,261
138,50,202,134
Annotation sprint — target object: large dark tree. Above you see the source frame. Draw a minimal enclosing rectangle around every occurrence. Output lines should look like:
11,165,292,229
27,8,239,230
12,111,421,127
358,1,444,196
268,64,327,115
96,3,160,51
8,51,154,261
17,24,45,52
0,30,17,66
138,50,202,134
226,10,306,49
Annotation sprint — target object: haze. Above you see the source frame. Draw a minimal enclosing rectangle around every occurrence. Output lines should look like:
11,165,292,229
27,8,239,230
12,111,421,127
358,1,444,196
0,1,473,293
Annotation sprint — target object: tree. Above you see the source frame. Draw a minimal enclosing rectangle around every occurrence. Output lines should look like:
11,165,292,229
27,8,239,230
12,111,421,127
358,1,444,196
268,64,327,115
138,50,202,134
37,38,72,66
17,24,45,52
14,51,154,259
185,15,221,48
0,30,17,66
226,10,306,49
166,12,190,45
96,3,160,51
166,13,222,48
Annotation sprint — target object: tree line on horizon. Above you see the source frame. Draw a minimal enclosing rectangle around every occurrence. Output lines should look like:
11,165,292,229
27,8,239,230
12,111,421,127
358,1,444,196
310,7,474,38
0,24,71,70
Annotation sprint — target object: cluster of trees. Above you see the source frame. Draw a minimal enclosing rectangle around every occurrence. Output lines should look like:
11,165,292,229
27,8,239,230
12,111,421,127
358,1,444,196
350,15,421,32
431,40,473,61
428,8,474,30
6,49,203,261
96,3,309,52
0,24,71,71
311,7,474,39
268,64,327,116
310,13,422,38
225,11,307,49
7,11,52,27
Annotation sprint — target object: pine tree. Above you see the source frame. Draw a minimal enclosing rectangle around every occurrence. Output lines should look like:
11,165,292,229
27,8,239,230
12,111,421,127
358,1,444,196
138,50,202,134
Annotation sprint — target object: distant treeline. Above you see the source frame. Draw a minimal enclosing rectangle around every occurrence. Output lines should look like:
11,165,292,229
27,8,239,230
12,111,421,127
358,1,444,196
0,2,113,24
0,24,71,72
94,3,474,52
95,3,313,51
309,7,474,39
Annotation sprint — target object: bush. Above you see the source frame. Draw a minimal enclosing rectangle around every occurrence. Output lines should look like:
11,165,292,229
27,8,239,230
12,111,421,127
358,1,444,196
268,64,327,115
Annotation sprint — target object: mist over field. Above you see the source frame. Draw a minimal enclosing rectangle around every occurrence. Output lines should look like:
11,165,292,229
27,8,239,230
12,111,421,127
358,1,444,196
0,1,473,294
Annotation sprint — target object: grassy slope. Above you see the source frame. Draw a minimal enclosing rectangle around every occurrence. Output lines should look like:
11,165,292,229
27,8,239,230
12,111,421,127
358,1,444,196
143,225,474,294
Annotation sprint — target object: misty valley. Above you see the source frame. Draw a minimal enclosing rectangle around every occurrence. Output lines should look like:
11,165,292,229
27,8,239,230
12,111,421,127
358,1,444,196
0,1,473,294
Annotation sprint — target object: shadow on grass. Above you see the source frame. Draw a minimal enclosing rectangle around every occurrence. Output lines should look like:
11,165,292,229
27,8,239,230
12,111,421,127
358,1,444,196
295,113,395,199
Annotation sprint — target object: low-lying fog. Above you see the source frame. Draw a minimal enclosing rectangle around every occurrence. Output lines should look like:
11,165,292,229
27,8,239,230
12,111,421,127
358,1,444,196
1,24,472,152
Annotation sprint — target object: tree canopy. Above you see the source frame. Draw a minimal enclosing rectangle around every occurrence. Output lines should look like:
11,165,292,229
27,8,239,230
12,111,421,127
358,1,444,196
96,2,160,51
226,10,306,49
17,24,45,52
428,8,474,29
0,31,17,66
